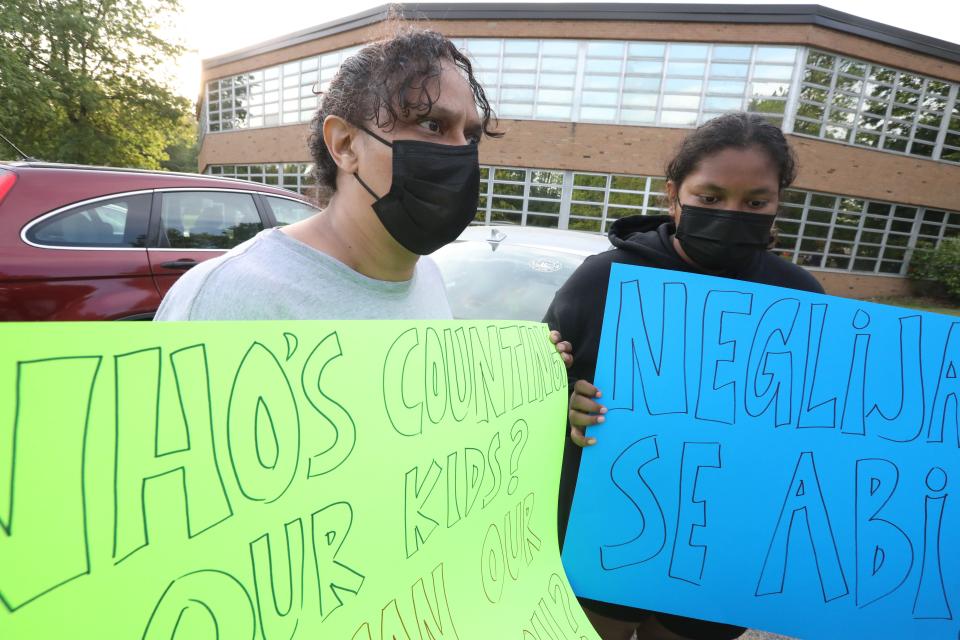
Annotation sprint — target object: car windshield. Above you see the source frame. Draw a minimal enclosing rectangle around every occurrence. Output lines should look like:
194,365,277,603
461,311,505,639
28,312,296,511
432,241,587,321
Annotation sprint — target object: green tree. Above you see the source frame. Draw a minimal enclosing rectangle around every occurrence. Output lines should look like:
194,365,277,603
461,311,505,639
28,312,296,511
0,0,195,169
909,239,960,302
160,113,199,172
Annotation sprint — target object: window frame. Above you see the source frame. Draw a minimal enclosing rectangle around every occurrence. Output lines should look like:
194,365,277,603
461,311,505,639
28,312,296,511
473,164,957,278
260,193,321,226
21,190,154,251
793,48,960,164
147,188,272,252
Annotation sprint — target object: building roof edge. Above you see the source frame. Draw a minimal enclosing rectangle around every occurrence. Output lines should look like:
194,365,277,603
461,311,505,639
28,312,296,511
201,3,960,71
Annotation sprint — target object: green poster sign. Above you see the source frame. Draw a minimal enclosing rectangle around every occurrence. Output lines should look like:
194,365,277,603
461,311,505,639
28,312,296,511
0,321,596,639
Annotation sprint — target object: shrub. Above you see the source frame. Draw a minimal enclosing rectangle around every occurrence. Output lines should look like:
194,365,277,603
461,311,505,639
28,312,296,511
908,239,960,302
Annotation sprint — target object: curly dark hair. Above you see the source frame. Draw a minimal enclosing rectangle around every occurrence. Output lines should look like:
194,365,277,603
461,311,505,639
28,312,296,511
307,27,501,200
665,113,798,192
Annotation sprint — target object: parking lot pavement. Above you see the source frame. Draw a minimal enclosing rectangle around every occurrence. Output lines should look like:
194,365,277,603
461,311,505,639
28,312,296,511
627,630,795,640
740,630,795,640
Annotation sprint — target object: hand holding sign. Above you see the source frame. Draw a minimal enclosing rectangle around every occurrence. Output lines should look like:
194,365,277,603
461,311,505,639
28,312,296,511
568,380,607,448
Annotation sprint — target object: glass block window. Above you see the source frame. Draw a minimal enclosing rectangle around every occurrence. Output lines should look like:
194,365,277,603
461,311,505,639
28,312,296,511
620,41,665,125
498,39,539,120
774,189,958,276
206,46,360,132
743,46,798,126
208,38,798,133
917,208,960,244
475,166,667,233
523,170,565,227
536,40,579,120
462,38,502,111
456,39,799,128
476,167,564,226
569,172,668,232
942,106,960,163
207,75,249,132
475,165,956,277
205,39,960,167
206,163,315,195
580,41,627,123
794,49,960,163
659,42,709,127
569,172,609,231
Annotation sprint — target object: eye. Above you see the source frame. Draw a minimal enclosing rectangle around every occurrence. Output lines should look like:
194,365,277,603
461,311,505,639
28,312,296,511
748,199,770,209
466,131,481,145
417,119,441,134
697,194,720,205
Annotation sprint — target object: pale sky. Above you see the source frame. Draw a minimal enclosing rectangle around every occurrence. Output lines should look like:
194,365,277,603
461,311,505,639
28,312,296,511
167,0,960,100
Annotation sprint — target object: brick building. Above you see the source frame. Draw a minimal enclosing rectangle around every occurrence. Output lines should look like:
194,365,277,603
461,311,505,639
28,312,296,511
198,3,960,297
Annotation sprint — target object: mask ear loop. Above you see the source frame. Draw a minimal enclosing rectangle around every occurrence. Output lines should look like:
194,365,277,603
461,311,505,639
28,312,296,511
354,173,380,201
672,197,685,228
353,125,394,201
358,125,393,148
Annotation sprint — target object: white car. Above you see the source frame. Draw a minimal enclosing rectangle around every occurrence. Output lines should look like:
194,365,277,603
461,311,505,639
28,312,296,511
432,225,613,320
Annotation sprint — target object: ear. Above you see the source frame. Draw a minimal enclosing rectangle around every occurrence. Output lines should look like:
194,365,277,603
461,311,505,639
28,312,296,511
323,115,360,174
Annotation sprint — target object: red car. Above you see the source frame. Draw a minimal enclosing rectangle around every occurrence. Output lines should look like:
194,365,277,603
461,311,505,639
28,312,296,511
0,162,319,320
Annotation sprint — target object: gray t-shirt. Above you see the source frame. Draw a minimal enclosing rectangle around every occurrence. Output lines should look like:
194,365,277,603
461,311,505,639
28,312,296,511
154,228,452,321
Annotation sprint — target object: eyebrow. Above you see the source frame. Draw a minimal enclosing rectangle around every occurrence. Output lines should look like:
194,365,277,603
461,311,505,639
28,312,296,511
695,182,775,195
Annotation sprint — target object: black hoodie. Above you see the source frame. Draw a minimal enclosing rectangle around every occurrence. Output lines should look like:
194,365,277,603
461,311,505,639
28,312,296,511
545,215,823,401
542,214,824,628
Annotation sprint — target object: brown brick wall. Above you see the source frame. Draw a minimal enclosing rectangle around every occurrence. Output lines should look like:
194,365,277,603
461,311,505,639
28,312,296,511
811,270,912,298
200,120,960,212
198,125,313,170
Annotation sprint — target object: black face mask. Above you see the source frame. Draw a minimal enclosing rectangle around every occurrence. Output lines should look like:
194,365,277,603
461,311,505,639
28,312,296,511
354,127,480,255
674,203,775,272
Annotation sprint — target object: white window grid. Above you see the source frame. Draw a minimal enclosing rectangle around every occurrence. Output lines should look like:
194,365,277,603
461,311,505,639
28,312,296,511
206,163,315,194
476,166,667,233
205,39,960,168
774,189,960,275
476,165,958,276
206,160,956,276
456,38,799,129
793,49,960,164
206,47,360,132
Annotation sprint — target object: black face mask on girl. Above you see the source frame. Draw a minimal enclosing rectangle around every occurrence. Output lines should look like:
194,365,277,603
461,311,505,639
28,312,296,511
674,203,776,272
354,126,480,256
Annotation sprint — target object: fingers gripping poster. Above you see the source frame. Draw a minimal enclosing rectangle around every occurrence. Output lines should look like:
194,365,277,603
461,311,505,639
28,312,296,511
562,264,960,639
0,320,598,640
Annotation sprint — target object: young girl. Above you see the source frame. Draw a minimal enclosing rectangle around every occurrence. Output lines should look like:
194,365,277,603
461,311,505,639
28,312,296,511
544,112,823,640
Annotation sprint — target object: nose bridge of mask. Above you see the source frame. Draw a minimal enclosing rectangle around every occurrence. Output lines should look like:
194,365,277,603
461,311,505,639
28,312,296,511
687,213,762,246
681,203,774,225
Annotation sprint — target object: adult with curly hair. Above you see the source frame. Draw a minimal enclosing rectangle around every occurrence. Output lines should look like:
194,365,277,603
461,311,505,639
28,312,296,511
156,27,503,322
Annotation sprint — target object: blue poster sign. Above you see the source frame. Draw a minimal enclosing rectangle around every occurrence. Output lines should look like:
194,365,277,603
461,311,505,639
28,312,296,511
562,263,959,639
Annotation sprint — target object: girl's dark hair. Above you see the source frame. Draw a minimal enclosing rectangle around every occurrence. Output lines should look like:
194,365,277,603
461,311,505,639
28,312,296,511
665,113,798,192
307,26,501,200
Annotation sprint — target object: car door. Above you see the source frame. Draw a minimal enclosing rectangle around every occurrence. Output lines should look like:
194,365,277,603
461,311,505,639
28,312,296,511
148,189,266,298
9,191,159,320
